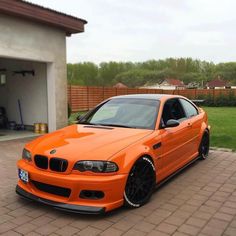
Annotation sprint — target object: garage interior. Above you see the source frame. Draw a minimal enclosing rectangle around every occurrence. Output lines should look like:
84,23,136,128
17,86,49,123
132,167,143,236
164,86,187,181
0,57,48,141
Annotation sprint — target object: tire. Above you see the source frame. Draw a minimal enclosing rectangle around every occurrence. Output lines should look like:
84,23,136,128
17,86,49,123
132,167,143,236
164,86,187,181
199,131,210,160
124,156,156,208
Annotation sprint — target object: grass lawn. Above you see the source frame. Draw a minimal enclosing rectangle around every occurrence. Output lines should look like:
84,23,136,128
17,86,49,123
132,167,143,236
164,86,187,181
203,107,236,151
69,107,236,150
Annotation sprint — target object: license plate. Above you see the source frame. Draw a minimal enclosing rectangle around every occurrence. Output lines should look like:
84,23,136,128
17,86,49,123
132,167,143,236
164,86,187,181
18,169,29,183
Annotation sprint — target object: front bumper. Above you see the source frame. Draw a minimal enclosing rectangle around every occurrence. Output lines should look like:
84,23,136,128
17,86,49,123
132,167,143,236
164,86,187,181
17,160,127,213
16,185,105,214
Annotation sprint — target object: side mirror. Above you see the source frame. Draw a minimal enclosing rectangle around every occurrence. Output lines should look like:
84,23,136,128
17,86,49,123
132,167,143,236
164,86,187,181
165,119,180,128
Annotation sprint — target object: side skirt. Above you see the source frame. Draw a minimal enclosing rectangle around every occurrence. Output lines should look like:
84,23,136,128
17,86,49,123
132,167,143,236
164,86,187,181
155,155,201,190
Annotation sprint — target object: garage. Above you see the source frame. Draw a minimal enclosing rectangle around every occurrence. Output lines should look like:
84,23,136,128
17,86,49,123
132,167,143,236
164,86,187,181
0,0,87,140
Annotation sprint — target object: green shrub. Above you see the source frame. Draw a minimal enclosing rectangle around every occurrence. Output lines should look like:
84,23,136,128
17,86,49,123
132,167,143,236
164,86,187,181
196,92,236,107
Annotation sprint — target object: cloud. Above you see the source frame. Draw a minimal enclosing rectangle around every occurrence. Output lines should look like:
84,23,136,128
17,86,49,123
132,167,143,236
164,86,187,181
30,0,236,63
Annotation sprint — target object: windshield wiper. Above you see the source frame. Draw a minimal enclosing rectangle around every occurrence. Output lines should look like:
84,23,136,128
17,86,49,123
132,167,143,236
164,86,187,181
94,123,136,129
79,122,136,129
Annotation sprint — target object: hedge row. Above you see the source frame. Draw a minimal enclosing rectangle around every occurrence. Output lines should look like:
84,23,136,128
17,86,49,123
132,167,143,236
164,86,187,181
196,93,236,107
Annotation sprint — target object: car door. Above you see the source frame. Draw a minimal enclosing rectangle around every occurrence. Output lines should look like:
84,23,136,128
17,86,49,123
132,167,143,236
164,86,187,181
158,98,194,180
179,98,202,156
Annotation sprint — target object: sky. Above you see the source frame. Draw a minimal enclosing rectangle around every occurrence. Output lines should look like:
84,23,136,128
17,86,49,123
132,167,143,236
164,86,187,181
30,0,236,64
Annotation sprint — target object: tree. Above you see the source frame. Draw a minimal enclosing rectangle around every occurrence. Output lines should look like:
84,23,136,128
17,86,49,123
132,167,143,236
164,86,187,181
98,62,135,86
67,62,99,86
67,58,236,87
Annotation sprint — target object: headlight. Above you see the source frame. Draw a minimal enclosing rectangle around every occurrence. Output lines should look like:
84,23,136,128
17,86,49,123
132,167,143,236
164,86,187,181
22,148,32,162
73,161,118,173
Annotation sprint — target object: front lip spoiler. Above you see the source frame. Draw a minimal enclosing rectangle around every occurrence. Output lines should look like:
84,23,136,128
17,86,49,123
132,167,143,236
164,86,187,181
16,185,105,214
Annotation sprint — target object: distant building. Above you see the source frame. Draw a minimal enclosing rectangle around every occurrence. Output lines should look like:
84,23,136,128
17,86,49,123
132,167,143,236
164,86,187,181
140,78,185,90
186,82,200,89
113,82,128,89
206,77,230,89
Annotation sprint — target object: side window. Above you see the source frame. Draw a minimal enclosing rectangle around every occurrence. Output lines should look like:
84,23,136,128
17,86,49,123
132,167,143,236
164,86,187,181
162,99,187,125
179,99,198,118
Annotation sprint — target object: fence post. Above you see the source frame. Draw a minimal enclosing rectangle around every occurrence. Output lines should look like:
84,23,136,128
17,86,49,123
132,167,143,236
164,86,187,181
87,86,89,110
102,86,105,100
70,85,72,111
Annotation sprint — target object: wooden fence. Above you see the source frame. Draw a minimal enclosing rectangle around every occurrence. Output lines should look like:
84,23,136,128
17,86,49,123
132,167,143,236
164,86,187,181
68,85,236,112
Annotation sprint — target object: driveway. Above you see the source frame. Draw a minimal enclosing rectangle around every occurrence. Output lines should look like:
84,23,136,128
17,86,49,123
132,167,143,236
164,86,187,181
0,139,236,236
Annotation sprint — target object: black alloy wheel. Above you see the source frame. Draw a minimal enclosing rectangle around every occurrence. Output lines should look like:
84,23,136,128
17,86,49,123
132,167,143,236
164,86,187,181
199,131,210,160
124,156,156,208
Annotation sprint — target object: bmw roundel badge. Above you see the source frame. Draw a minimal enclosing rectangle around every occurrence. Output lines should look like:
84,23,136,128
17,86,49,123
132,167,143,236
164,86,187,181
50,149,56,154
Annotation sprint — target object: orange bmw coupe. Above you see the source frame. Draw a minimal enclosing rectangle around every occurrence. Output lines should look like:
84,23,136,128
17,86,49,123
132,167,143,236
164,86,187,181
16,94,210,214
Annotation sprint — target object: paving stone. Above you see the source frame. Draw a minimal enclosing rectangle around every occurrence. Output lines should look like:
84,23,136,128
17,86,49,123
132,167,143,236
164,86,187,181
177,224,200,236
207,218,229,230
14,223,38,235
133,221,155,233
172,210,193,219
192,211,213,220
0,207,11,215
153,208,172,218
0,215,15,224
164,216,186,226
77,226,101,236
100,227,123,236
113,219,135,231
201,225,225,236
56,225,79,236
34,223,58,235
0,222,17,234
123,213,144,223
144,213,165,225
172,232,191,236
10,215,32,225
1,230,21,236
122,228,146,236
8,207,29,217
90,219,113,230
69,219,92,230
213,212,234,222
224,227,236,236
229,219,236,228
31,216,54,226
186,217,207,228
147,230,170,236
155,222,178,234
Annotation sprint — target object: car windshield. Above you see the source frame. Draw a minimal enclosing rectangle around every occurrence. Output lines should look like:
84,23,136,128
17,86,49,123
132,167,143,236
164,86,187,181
79,98,160,130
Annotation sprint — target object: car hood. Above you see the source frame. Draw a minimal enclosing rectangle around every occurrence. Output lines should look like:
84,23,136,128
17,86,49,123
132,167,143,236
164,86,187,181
26,124,153,162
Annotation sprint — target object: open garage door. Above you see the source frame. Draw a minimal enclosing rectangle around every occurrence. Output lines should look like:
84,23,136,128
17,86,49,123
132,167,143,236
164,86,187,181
0,58,49,141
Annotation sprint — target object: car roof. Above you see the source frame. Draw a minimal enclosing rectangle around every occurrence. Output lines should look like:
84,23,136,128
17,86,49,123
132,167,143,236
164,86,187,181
111,94,182,100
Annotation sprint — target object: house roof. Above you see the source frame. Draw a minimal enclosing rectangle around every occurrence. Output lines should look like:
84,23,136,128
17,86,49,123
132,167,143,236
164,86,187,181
0,0,87,36
113,82,128,89
164,78,185,86
207,79,228,87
